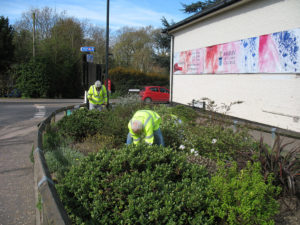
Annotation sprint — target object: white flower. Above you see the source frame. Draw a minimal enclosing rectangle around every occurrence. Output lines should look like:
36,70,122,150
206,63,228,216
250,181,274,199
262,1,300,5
211,139,217,144
190,149,199,156
179,145,185,150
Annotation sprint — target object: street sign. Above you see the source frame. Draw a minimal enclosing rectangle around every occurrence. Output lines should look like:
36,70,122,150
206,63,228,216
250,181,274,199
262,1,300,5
80,46,95,52
86,54,94,63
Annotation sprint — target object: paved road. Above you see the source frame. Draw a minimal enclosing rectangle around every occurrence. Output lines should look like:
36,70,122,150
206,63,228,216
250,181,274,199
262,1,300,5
0,99,83,225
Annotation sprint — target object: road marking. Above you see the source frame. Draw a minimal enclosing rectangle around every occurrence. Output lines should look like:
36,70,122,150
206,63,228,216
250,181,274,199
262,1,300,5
34,105,46,118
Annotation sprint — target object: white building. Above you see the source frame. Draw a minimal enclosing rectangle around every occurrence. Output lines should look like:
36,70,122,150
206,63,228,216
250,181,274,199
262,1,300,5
166,0,300,132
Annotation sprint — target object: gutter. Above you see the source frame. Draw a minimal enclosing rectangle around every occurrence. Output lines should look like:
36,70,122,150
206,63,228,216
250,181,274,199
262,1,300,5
164,0,244,34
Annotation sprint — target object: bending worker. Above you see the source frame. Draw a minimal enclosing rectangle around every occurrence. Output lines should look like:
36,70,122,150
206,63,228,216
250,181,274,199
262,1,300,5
88,80,107,111
127,110,164,146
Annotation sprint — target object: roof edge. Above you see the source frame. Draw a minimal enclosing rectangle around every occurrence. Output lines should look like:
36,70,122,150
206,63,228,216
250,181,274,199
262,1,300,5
164,0,244,34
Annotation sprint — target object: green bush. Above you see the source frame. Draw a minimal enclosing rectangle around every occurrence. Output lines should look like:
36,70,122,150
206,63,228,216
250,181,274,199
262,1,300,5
15,59,49,97
57,108,103,142
56,144,212,225
182,125,256,161
45,147,84,179
207,161,280,225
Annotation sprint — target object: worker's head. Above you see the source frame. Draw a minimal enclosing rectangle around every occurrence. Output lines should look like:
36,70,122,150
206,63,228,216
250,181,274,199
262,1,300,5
95,80,101,90
132,120,143,134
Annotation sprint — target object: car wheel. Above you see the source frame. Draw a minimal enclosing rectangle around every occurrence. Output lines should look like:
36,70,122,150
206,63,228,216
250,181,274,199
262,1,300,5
144,97,152,103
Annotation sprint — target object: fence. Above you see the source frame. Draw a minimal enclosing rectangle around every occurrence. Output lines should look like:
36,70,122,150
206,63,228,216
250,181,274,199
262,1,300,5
34,104,86,225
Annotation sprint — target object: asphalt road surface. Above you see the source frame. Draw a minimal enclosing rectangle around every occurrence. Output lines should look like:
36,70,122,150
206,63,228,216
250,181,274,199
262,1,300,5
0,99,83,225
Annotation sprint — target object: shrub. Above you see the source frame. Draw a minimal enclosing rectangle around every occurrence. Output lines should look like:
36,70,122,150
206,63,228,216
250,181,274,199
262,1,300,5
15,59,49,98
182,125,257,161
45,147,84,180
57,108,103,142
43,125,65,152
56,144,212,225
207,161,280,225
256,135,300,196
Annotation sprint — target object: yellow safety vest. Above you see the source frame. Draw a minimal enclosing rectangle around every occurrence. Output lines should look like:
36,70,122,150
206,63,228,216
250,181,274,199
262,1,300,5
128,110,161,145
88,85,107,105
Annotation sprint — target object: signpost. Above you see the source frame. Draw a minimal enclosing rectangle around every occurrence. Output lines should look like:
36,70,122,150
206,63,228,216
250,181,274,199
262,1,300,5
80,47,95,52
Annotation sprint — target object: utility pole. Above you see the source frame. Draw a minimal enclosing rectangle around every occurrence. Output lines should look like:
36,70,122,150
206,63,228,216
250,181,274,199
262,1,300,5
32,12,36,58
105,0,110,106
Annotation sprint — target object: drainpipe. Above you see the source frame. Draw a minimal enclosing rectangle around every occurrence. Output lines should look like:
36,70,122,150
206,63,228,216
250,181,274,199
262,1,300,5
170,35,174,104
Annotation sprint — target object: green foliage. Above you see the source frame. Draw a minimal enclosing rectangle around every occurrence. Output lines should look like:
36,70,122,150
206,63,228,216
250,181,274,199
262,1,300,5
181,0,223,14
0,16,14,73
57,103,143,145
109,67,169,95
57,144,212,225
43,125,65,151
207,161,280,225
57,108,103,142
45,146,83,179
257,136,300,196
15,59,49,97
182,125,256,161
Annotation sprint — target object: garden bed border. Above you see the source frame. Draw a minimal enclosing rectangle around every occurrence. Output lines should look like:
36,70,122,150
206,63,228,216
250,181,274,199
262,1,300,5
34,103,86,225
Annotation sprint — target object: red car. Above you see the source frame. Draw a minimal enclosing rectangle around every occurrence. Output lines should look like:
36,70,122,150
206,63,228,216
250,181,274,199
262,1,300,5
139,86,170,103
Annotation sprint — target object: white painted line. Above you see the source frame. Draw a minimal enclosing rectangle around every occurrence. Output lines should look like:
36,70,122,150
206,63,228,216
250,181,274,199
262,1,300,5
33,105,46,118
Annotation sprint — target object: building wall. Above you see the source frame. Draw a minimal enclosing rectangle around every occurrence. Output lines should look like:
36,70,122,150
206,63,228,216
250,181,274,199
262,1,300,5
171,0,300,132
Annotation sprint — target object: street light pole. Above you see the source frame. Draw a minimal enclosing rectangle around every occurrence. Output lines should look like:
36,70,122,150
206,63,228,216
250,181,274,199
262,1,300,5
105,0,110,106
32,12,36,58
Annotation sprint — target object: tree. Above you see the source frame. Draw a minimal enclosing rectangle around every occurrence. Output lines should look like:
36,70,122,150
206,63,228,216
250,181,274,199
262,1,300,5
181,0,223,14
40,17,84,97
0,16,14,95
113,26,156,73
84,25,106,65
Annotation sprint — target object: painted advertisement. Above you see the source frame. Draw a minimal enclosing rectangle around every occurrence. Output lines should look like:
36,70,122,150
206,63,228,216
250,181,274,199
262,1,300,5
173,28,300,74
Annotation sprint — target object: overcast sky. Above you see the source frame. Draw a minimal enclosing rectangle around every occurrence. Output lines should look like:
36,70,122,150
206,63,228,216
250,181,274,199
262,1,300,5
0,0,196,29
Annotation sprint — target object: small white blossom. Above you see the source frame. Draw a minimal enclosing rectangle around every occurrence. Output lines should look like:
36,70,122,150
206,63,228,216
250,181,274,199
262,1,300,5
211,139,217,144
179,145,185,150
190,149,199,156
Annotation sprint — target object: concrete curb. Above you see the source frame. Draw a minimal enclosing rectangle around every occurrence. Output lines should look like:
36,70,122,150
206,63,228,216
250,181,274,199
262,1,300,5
34,103,86,225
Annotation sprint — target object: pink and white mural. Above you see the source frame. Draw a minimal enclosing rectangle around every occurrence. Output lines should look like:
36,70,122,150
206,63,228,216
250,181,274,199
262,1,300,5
173,48,204,74
173,28,300,74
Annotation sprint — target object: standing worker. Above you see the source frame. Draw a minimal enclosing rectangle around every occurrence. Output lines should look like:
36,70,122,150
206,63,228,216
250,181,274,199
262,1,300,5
127,110,164,146
88,80,108,111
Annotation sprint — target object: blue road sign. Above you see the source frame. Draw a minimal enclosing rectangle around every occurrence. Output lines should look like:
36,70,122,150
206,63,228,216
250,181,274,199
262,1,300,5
80,46,95,52
87,54,94,63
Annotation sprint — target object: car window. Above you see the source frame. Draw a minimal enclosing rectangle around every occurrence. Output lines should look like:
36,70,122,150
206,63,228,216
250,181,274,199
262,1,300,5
150,87,158,92
160,88,169,93
160,88,167,93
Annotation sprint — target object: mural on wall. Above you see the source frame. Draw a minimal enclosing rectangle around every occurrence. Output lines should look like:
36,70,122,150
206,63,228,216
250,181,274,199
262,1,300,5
174,27,300,74
173,48,204,74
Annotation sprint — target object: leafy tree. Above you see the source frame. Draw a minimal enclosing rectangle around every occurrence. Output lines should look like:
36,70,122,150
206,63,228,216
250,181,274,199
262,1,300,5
0,16,14,93
181,0,223,14
84,25,106,65
40,17,84,97
152,17,175,73
113,26,156,73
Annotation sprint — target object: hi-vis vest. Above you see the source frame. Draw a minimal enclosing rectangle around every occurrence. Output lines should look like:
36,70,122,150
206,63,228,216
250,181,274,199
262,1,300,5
128,110,161,145
88,85,107,105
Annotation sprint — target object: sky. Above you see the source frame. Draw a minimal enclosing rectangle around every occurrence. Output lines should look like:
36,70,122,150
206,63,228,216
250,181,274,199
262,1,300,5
0,0,196,30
